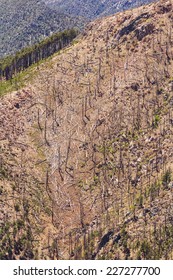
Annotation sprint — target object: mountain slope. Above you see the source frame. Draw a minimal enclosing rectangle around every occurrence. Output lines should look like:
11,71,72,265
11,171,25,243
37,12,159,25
45,0,157,19
0,0,173,259
0,0,86,58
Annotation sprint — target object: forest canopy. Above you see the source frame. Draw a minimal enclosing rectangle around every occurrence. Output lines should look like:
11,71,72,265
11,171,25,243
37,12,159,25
0,29,78,81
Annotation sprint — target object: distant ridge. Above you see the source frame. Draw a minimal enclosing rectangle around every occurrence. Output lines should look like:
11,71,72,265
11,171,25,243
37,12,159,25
0,0,86,58
0,0,157,58
44,0,157,19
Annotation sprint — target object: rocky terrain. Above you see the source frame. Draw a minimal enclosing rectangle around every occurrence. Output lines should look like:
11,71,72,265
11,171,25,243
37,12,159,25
0,0,173,259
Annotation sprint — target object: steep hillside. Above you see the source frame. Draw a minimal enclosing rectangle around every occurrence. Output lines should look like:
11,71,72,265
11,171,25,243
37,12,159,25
0,0,173,259
45,0,157,19
0,0,85,58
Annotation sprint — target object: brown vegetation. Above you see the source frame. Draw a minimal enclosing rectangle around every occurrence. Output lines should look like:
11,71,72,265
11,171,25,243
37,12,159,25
0,0,173,259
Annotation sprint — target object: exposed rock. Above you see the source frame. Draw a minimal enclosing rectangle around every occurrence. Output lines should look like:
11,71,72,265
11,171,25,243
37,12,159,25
135,23,155,41
117,12,150,39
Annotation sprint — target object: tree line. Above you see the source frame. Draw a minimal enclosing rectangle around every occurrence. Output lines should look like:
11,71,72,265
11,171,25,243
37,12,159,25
0,29,78,81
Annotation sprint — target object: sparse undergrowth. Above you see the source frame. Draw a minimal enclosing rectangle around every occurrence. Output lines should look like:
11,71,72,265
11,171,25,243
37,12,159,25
0,0,173,259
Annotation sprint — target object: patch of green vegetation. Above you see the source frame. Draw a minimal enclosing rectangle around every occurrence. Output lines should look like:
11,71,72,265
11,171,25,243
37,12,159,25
0,219,35,260
136,224,173,259
0,29,78,81
71,39,79,46
90,230,99,239
14,204,20,212
120,226,130,259
78,180,84,188
0,165,7,178
0,29,78,96
152,114,161,129
147,181,161,200
135,193,143,208
138,240,152,259
0,63,36,96
162,168,172,189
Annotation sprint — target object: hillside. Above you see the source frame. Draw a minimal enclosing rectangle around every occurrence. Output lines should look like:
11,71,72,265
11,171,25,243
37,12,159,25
45,0,157,19
0,0,173,260
0,0,156,58
0,0,85,58
0,29,78,81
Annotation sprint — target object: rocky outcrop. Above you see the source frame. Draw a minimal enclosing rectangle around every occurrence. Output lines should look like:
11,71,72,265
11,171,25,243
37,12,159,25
135,22,155,41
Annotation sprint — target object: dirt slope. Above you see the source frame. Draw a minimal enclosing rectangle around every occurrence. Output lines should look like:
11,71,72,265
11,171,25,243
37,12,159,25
0,0,173,259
